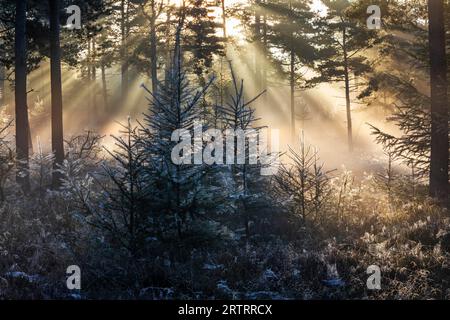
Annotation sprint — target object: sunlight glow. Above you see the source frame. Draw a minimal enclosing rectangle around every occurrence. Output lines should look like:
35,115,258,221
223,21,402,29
310,0,328,17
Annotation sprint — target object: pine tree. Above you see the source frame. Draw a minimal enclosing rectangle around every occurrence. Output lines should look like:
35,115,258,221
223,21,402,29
2,0,67,191
97,119,151,255
139,27,216,239
81,1,115,115
272,134,331,225
29,137,54,197
374,148,398,203
181,0,225,80
310,0,379,151
367,0,450,203
135,0,165,94
49,0,65,188
369,75,431,177
217,62,270,239
97,31,114,112
15,0,30,191
260,0,317,140
428,0,448,204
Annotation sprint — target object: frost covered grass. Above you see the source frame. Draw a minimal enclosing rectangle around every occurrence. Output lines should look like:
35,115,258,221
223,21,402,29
1,55,449,300
0,156,449,299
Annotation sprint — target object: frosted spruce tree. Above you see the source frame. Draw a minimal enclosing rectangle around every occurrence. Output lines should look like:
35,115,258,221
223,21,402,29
96,119,150,255
139,25,222,241
217,63,277,240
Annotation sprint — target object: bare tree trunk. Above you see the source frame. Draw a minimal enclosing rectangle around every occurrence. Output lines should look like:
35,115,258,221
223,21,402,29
15,0,30,192
289,0,295,141
254,0,262,91
262,1,267,99
0,64,5,107
164,10,172,76
101,63,108,112
242,164,250,240
290,48,295,141
87,38,91,79
120,0,129,101
91,37,97,115
221,0,227,39
428,0,449,204
87,38,92,109
150,0,158,94
27,113,32,154
343,27,353,152
49,0,64,188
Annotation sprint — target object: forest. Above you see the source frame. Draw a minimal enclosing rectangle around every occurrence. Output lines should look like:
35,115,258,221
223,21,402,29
0,0,449,300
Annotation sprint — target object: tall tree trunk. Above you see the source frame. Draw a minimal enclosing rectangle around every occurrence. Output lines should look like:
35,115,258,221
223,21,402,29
242,164,250,240
0,64,5,107
120,0,129,101
101,63,108,112
15,0,30,191
27,112,33,154
428,0,449,204
221,0,227,39
49,0,64,188
254,0,262,91
91,37,97,116
289,0,295,141
150,1,158,94
342,27,353,152
164,11,172,76
262,1,267,96
290,48,295,141
87,38,92,109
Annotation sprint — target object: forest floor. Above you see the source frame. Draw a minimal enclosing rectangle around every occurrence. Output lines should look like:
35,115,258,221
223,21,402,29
0,158,449,299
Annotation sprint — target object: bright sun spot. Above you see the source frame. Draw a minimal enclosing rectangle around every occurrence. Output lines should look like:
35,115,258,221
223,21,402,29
168,0,327,38
311,0,328,16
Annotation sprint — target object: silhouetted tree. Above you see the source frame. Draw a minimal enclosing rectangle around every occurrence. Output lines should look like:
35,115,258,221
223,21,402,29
428,0,448,204
49,0,64,188
310,0,379,151
15,0,30,191
260,0,316,140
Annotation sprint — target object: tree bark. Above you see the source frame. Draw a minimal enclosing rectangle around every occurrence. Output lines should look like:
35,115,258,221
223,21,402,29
120,0,129,101
0,64,5,107
101,63,108,112
221,0,227,39
289,0,295,141
428,0,449,204
254,0,262,91
87,37,91,87
343,27,353,152
290,48,295,141
15,0,30,191
150,0,158,94
49,0,64,188
262,1,267,98
91,37,97,116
